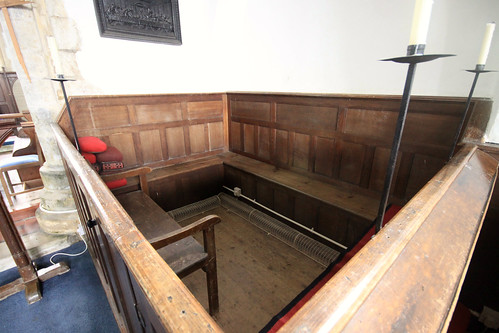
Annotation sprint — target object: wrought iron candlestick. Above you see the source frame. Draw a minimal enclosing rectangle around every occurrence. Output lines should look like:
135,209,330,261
51,74,79,152
374,45,454,233
448,64,497,160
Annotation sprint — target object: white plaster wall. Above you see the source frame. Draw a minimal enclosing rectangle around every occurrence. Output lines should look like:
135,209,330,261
63,0,499,140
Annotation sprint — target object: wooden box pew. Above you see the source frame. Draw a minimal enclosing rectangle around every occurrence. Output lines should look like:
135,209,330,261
52,124,222,332
55,115,499,332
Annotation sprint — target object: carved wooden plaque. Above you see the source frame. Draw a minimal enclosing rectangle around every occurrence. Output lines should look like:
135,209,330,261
93,0,182,45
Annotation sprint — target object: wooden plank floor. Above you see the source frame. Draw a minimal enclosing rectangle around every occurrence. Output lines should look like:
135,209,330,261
179,206,325,333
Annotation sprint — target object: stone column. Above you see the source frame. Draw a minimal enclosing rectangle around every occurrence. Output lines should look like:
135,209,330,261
0,2,86,234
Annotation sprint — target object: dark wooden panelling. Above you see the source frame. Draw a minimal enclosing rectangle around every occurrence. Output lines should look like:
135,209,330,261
369,147,391,193
258,127,271,160
406,154,446,197
404,113,459,147
273,187,295,220
343,109,397,142
292,133,310,171
276,103,337,135
232,101,271,122
109,133,137,166
240,172,256,199
256,180,274,209
166,127,186,158
93,105,131,128
208,122,224,150
314,137,335,177
230,122,242,151
187,101,223,119
139,129,163,163
227,92,487,204
317,208,372,248
294,195,319,229
135,103,183,124
339,142,365,185
150,164,223,211
189,124,207,154
275,130,289,166
60,94,225,170
243,124,255,155
222,161,376,249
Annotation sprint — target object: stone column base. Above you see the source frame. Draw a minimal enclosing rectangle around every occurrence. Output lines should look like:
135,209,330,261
36,163,79,235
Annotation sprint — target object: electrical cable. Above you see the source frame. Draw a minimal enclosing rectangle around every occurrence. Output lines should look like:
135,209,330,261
49,234,88,265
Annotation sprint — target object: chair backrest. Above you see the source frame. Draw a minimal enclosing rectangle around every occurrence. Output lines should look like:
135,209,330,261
100,166,152,196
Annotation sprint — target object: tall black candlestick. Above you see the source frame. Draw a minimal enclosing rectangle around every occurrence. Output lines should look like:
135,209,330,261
51,75,79,152
375,46,454,233
448,65,497,160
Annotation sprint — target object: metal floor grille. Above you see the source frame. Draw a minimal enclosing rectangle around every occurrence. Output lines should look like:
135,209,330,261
167,193,340,266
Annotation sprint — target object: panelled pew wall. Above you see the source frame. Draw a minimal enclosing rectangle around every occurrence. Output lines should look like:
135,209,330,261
55,92,496,332
58,92,492,208
227,93,492,202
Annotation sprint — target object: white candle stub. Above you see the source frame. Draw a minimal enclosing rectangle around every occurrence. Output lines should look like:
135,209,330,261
47,36,63,75
477,22,495,65
409,0,434,45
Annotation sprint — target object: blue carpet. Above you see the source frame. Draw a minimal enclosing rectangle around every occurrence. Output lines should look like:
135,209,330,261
0,241,119,333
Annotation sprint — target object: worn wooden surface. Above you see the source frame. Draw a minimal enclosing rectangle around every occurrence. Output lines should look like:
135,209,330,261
180,206,325,333
228,93,492,203
280,144,498,332
220,152,378,221
52,124,222,333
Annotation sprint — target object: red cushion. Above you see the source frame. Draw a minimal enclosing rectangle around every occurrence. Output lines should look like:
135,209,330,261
81,152,96,164
96,146,123,163
78,136,107,153
105,178,127,189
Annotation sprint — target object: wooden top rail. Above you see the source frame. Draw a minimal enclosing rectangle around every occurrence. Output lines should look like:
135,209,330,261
51,124,222,332
280,144,498,332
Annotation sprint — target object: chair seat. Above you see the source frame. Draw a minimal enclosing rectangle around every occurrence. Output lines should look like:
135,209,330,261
116,191,207,275
0,154,39,168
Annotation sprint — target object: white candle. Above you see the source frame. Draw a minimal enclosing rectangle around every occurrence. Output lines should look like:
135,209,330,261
477,22,495,65
408,0,434,45
47,36,63,75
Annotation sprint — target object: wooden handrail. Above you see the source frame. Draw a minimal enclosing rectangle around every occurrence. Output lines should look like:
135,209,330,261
280,144,498,332
51,124,222,332
149,215,221,249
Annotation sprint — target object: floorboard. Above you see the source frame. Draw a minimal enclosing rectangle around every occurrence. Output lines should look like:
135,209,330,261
179,206,325,333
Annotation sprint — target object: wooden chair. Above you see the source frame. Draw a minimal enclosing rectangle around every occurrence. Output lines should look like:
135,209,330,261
0,121,44,207
101,167,221,316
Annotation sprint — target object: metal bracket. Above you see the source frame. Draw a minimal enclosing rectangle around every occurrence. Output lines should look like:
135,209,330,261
86,218,97,229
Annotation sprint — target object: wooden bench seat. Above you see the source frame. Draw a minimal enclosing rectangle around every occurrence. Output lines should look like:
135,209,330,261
102,167,221,316
116,191,207,275
218,152,379,222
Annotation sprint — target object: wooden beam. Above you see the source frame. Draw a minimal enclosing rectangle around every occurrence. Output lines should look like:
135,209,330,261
1,4,31,82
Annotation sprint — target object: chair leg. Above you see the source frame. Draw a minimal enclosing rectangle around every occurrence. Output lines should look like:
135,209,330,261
205,258,219,316
5,171,14,194
0,171,13,207
203,226,219,316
